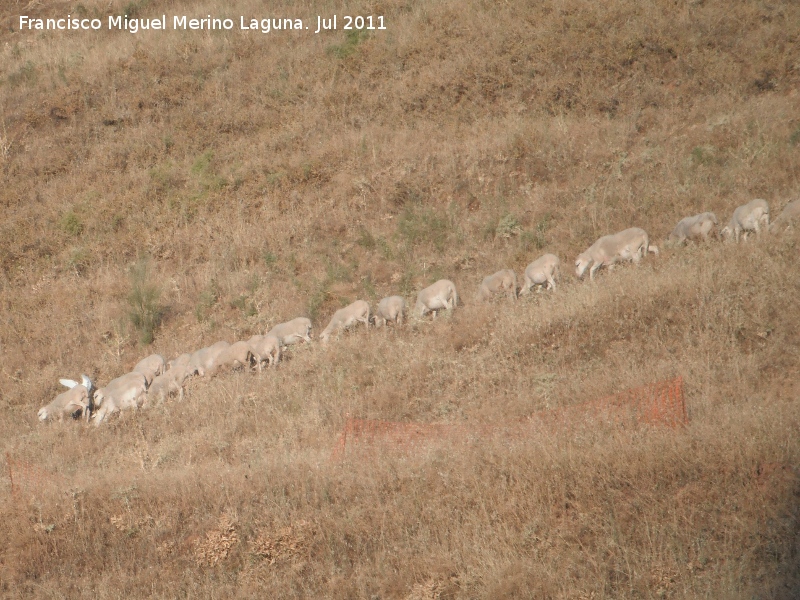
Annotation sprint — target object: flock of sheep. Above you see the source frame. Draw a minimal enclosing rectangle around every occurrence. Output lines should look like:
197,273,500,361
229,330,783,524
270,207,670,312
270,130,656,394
37,197,799,426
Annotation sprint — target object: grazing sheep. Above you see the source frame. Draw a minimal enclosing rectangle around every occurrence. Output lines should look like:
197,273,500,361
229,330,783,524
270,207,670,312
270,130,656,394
476,269,518,302
372,296,407,328
38,375,93,422
187,341,231,377
132,353,166,386
520,254,560,294
721,199,770,242
210,341,253,374
415,280,458,318
668,212,718,245
575,227,658,281
166,353,191,372
267,317,313,346
247,334,282,370
146,365,191,404
320,300,371,343
769,199,800,233
92,372,148,426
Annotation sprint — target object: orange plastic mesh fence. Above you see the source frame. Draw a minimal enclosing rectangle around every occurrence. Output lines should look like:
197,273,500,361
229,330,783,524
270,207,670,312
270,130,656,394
4,452,66,500
332,376,687,460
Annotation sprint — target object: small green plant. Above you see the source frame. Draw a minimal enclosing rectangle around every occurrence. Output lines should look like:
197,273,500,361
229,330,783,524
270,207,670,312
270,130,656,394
7,61,36,87
496,213,522,239
60,211,83,236
327,30,369,59
690,145,716,166
790,126,800,146
398,207,449,251
123,0,151,18
230,291,257,317
127,258,163,345
263,250,278,268
357,227,377,250
195,279,220,323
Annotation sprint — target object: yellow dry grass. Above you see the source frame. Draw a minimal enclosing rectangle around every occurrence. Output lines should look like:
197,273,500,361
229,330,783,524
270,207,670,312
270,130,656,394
1,0,799,597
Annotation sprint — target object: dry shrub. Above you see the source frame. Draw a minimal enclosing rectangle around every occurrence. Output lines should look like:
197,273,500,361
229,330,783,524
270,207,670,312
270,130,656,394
194,513,239,567
249,520,314,566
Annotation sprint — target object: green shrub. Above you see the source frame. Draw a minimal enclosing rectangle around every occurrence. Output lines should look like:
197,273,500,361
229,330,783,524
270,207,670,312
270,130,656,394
195,280,220,323
327,30,369,59
60,211,83,236
127,259,164,345
398,207,449,251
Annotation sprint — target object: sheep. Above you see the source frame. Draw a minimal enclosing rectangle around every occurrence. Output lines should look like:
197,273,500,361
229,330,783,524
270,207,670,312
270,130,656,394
320,300,370,343
476,269,518,302
520,254,560,294
247,334,282,370
38,375,93,422
209,341,253,375
372,296,407,328
166,353,191,372
667,212,718,246
721,199,770,242
575,227,659,281
415,279,458,318
769,199,800,233
187,341,230,377
145,365,191,404
92,372,148,426
267,317,313,347
132,353,166,386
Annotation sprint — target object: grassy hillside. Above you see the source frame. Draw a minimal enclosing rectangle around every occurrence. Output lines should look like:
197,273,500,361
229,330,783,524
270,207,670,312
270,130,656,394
1,0,799,597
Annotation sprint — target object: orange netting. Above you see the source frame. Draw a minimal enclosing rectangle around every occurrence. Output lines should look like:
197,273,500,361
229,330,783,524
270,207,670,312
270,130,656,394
332,376,687,460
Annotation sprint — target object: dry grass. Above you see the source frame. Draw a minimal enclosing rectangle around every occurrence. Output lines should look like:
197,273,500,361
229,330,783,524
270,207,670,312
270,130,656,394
1,0,799,597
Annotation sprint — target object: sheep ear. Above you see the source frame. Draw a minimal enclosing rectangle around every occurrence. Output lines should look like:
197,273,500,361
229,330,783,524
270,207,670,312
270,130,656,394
81,374,94,392
60,378,79,389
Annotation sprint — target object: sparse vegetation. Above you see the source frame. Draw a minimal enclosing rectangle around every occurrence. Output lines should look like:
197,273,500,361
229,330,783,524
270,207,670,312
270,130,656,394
1,0,799,597
126,258,163,345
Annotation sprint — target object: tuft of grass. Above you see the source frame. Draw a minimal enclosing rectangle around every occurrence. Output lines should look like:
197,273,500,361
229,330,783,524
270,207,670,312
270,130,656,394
398,206,450,251
327,30,370,59
357,226,377,250
790,126,800,146
126,258,164,345
59,210,83,236
195,279,220,323
6,61,36,87
495,212,522,239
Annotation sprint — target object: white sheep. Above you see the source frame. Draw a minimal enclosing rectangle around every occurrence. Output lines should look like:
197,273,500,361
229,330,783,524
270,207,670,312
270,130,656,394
145,365,191,404
520,254,560,294
210,341,253,375
320,300,370,343
92,372,148,426
132,353,166,386
372,296,407,328
667,212,718,245
575,227,658,280
415,279,458,318
247,334,282,369
267,317,313,346
476,269,518,302
166,353,191,372
38,375,94,422
187,341,231,377
721,199,770,242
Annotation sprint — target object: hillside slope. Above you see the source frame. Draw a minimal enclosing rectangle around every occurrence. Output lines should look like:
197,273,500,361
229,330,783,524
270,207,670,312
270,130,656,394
1,0,799,597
